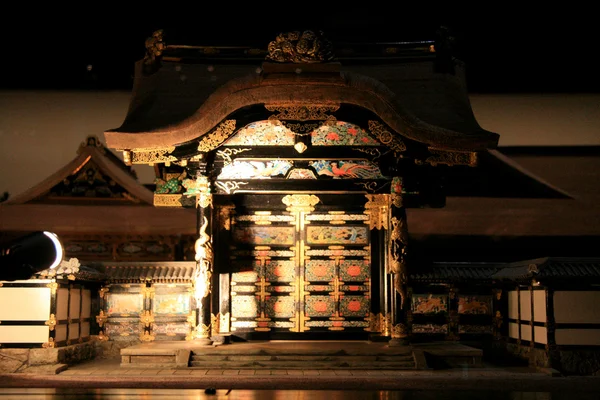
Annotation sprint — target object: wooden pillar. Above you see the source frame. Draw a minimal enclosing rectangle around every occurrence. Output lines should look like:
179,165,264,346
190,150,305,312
389,177,410,345
364,194,391,340
215,202,235,337
191,174,214,344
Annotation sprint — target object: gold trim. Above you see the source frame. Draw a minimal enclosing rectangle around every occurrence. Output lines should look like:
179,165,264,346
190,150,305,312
141,287,155,299
364,194,390,230
42,338,55,348
281,194,320,212
368,121,406,154
97,331,109,341
45,314,57,331
46,281,58,295
140,331,155,342
265,105,339,121
197,120,237,152
140,311,155,328
154,193,196,207
424,149,478,167
131,147,177,165
96,310,107,327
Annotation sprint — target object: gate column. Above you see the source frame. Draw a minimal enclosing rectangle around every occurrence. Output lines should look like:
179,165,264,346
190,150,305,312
188,173,214,344
389,177,410,345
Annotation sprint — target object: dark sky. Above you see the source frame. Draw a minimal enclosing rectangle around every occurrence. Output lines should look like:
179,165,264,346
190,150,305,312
2,6,596,93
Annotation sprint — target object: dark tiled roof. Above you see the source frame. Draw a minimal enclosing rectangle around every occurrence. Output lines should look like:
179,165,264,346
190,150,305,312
90,262,195,283
491,257,600,280
410,262,502,282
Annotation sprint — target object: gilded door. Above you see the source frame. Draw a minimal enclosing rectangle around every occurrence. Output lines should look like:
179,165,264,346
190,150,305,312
229,195,371,336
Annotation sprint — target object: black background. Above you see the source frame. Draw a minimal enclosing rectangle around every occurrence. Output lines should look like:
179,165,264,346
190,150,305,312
2,4,596,93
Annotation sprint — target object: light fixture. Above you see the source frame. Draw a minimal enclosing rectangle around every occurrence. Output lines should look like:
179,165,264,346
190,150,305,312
0,231,64,281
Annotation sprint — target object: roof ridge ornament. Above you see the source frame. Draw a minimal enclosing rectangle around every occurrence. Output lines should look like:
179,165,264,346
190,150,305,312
266,30,335,63
143,29,166,74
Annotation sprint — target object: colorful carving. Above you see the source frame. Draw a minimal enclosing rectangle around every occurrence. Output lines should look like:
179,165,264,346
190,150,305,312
231,295,259,318
458,295,492,315
151,322,190,336
340,296,369,317
218,160,292,179
339,259,370,281
233,226,296,245
305,296,335,317
306,226,369,245
265,297,296,318
153,293,191,315
311,122,379,146
305,260,336,281
224,121,294,146
310,160,385,179
105,321,141,337
106,294,144,316
411,294,448,314
264,260,296,282
286,168,317,179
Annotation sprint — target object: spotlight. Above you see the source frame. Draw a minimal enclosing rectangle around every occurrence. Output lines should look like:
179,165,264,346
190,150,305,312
0,231,64,281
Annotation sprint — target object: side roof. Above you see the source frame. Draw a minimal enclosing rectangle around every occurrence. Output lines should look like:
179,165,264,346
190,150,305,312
3,135,154,205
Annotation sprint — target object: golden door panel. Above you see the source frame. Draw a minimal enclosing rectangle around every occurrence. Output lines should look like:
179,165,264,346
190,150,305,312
229,202,370,334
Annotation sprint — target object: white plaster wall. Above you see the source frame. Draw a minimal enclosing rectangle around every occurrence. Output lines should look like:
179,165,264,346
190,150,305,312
0,326,49,343
521,324,532,341
508,291,519,319
81,290,91,319
69,288,81,319
533,290,547,323
56,288,69,321
0,287,51,321
509,322,519,339
554,291,600,323
534,326,548,345
520,290,532,321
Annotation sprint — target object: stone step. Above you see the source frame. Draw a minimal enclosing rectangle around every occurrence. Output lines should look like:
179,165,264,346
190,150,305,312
188,359,416,369
190,354,415,363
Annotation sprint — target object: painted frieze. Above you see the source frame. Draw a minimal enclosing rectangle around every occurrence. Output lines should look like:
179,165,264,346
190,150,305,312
411,294,448,315
306,225,369,245
458,295,492,315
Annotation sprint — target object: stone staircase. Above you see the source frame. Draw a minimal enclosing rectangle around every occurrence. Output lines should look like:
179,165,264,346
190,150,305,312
188,341,417,370
120,340,483,370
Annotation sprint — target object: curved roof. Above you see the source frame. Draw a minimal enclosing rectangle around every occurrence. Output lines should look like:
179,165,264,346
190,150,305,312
105,60,499,152
3,135,154,205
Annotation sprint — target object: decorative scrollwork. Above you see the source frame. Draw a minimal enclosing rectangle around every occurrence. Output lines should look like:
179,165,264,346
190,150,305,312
368,121,406,154
131,147,177,165
153,194,195,207
353,147,382,161
265,105,339,121
425,149,477,166
197,120,237,152
364,194,390,230
282,194,320,212
266,30,335,63
215,181,248,194
216,148,251,165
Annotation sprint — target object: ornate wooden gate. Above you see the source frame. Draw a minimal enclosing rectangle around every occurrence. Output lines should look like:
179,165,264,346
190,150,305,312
228,194,371,337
